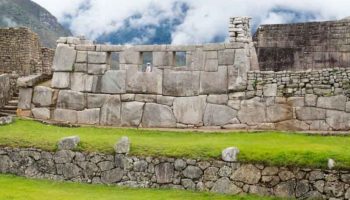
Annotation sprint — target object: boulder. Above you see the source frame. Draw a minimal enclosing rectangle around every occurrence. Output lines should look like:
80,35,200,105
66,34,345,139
203,104,237,126
163,70,200,96
121,102,144,127
211,177,242,194
52,44,76,72
200,66,227,94
295,107,326,121
101,70,126,94
32,86,53,107
57,136,80,150
155,163,174,183
221,147,239,162
52,72,70,89
57,90,85,110
142,103,176,128
100,95,121,126
183,166,203,179
238,98,266,124
266,104,293,123
317,95,347,111
173,96,206,125
18,88,33,109
0,116,13,126
231,164,261,184
77,108,100,125
114,136,130,154
32,108,50,120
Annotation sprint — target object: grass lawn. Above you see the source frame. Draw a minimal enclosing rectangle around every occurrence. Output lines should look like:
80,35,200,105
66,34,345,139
0,118,350,169
0,175,281,200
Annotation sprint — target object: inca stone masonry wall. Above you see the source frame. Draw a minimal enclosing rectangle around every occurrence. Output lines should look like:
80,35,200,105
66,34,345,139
0,27,54,76
0,147,349,199
254,19,350,71
0,74,10,108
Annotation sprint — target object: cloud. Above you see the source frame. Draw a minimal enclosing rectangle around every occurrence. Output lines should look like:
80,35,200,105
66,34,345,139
32,0,350,44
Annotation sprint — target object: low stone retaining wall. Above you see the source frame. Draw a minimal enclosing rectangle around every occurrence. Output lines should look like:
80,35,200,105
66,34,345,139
0,147,349,199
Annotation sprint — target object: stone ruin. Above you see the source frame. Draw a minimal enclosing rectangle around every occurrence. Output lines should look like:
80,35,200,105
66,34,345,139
11,16,350,131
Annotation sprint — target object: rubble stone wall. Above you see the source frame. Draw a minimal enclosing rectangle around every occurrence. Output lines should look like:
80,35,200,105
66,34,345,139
254,19,350,71
0,27,54,76
0,147,349,199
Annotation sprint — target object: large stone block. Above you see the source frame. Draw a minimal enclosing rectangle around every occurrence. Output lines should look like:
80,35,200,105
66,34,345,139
203,104,237,126
156,95,175,106
32,107,50,120
70,73,97,92
88,51,107,64
163,70,200,96
218,49,235,65
207,94,228,105
101,70,126,94
173,96,206,125
32,86,53,107
76,51,87,63
87,94,110,108
231,164,261,184
228,49,250,91
317,95,347,111
53,109,78,123
57,90,85,110
121,102,144,127
266,104,293,123
211,177,242,195
200,66,227,94
100,95,121,126
87,64,109,75
126,66,162,94
296,107,326,121
77,108,100,125
204,59,218,72
142,103,176,128
52,72,70,89
275,119,310,131
153,52,173,67
18,88,33,109
238,98,266,124
52,44,77,72
119,50,140,64
155,163,174,184
326,110,350,130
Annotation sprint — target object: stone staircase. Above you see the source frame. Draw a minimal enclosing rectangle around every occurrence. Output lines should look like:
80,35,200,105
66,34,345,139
0,93,18,116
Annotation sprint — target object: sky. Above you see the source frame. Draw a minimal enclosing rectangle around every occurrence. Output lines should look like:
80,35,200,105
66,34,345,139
32,0,350,45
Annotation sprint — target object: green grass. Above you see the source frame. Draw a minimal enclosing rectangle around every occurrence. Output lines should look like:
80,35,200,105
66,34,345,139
1,118,350,169
0,175,281,200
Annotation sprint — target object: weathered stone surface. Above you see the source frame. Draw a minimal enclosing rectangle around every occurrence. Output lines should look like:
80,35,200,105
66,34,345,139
57,90,85,110
53,109,78,123
70,72,97,92
326,110,350,130
174,159,187,171
88,51,107,64
200,66,227,94
275,119,309,131
54,150,75,164
163,70,200,96
0,155,13,173
207,95,228,105
0,116,13,126
156,95,175,106
142,103,176,128
238,98,266,124
57,136,80,150
153,51,173,67
231,164,261,184
121,94,135,102
203,104,237,126
32,108,50,120
204,59,219,72
18,88,33,109
32,86,53,107
135,94,157,103
317,95,347,111
126,66,162,94
114,136,130,154
309,120,330,131
88,64,109,75
263,84,277,97
274,181,296,198
120,50,140,64
211,177,242,194
228,49,250,91
52,72,70,89
155,163,174,183
222,147,239,162
74,63,87,72
296,107,326,121
305,94,318,107
183,166,203,179
76,51,87,63
87,94,110,108
266,104,293,123
218,49,235,65
173,96,206,125
53,44,76,72
100,95,121,126
121,102,144,127
287,97,305,107
101,70,126,94
17,74,43,87
77,108,100,125
101,168,123,184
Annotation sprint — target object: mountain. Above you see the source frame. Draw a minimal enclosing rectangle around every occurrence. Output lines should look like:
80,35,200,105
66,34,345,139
0,0,71,48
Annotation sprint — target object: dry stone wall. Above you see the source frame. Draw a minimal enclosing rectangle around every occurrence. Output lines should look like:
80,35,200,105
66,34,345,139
0,147,349,199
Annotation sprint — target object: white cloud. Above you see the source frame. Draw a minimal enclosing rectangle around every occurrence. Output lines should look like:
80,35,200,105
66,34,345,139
32,0,350,44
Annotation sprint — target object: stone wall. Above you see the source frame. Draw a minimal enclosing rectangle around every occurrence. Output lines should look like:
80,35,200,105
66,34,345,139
0,74,10,108
0,27,54,76
254,19,350,71
0,147,349,199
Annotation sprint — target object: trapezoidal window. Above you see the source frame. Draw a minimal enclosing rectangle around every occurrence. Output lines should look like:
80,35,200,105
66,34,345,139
141,52,153,72
174,51,186,67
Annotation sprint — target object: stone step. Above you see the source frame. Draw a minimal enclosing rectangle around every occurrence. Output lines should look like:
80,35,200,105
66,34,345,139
8,100,18,104
0,110,16,115
0,111,16,117
3,105,17,110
